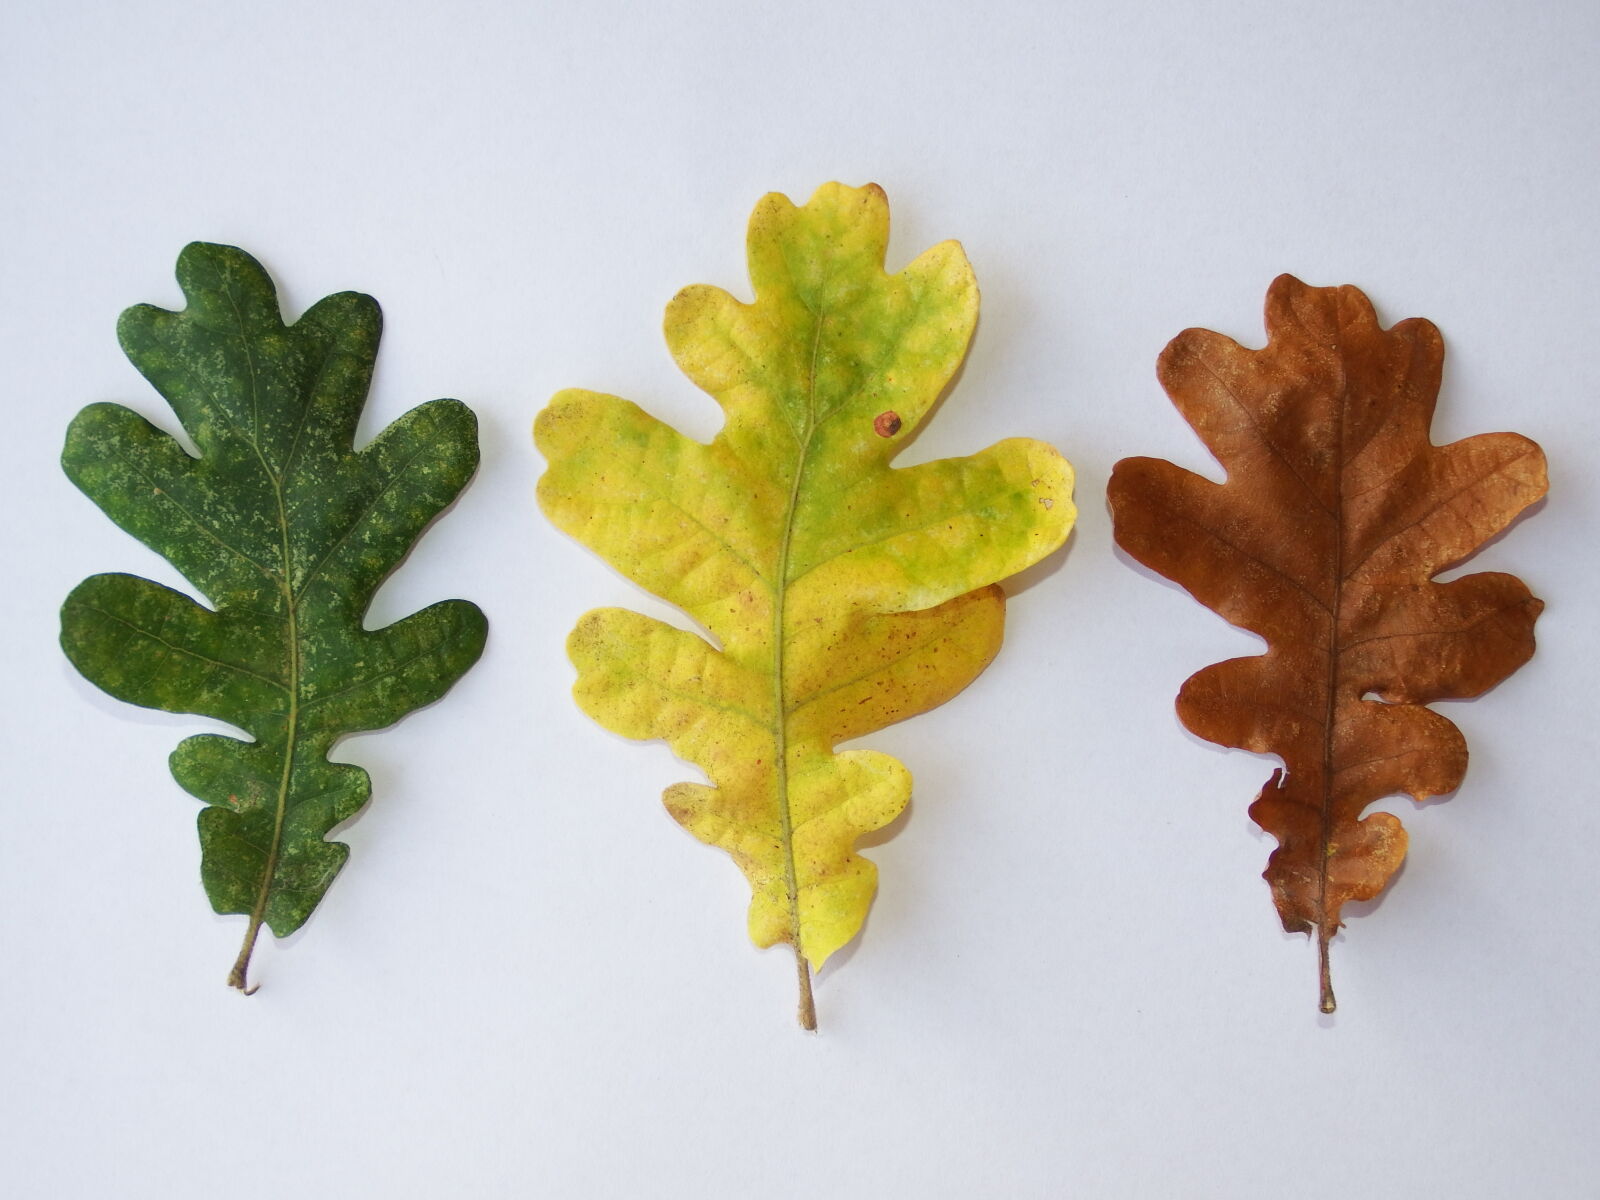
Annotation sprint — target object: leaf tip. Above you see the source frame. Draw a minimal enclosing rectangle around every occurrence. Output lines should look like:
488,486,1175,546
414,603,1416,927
173,240,274,295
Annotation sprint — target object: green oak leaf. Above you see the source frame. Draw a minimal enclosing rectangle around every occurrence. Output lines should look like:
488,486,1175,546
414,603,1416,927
61,243,487,992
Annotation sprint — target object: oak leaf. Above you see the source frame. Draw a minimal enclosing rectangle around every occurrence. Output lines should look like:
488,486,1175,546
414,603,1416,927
1108,276,1546,1011
61,244,487,991
536,183,1075,1028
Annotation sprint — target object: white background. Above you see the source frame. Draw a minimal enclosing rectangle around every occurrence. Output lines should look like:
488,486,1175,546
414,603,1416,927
3,2,1596,1196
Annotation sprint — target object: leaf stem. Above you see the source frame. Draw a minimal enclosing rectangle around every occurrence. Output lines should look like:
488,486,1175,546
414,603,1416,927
795,947,817,1031
1319,929,1336,1014
228,919,264,995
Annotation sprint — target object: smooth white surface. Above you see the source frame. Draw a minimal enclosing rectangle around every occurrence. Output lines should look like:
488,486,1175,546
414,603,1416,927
3,1,1597,1195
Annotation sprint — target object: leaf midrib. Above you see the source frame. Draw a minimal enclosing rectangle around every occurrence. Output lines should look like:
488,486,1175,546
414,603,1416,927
222,283,302,988
1314,312,1355,1015
767,295,829,1025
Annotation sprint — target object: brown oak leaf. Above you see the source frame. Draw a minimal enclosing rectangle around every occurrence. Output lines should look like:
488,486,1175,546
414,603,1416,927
1108,275,1547,1012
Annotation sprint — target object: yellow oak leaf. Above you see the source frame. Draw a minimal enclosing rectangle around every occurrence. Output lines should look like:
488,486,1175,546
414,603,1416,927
536,183,1075,1027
